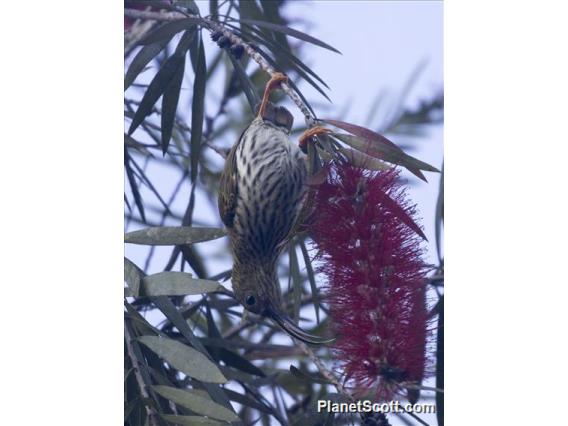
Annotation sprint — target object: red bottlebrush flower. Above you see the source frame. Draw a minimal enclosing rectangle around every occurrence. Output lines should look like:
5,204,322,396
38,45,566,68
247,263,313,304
309,161,431,402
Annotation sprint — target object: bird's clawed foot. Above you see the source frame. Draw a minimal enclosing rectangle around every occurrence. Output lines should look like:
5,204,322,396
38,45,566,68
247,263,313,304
258,72,288,119
298,126,332,153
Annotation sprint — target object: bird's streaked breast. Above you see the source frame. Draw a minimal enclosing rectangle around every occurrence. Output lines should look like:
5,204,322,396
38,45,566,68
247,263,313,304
232,122,307,261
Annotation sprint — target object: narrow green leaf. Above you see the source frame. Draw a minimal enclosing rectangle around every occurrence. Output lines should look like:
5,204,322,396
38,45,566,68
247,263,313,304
160,414,224,426
128,29,196,136
235,23,331,100
214,347,266,377
289,365,331,385
238,18,341,54
153,386,239,422
385,59,428,131
125,152,146,222
140,18,201,45
209,0,219,21
299,240,319,324
159,29,197,155
337,145,390,172
289,241,302,323
227,54,259,112
160,58,185,154
161,26,197,154
127,54,185,135
125,301,162,337
141,272,224,296
204,301,222,338
286,78,317,118
239,40,318,117
190,37,207,182
175,28,198,55
259,0,290,46
333,133,439,180
124,193,131,212
224,388,272,414
138,335,227,383
124,257,144,296
125,38,171,89
124,226,225,245
322,119,404,153
125,134,151,156
150,297,236,411
435,163,444,264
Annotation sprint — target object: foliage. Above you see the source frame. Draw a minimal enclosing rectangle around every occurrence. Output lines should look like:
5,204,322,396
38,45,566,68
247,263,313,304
124,1,444,425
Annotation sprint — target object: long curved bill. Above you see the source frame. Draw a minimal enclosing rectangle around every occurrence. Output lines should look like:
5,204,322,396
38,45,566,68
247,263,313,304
268,307,334,345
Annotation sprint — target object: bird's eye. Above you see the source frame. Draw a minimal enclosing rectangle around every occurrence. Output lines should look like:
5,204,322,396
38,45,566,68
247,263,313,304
245,295,256,306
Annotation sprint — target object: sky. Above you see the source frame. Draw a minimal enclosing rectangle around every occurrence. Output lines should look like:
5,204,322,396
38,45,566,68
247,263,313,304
125,1,443,424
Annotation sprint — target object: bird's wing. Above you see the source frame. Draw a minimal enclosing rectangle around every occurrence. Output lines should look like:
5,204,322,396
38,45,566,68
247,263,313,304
218,130,244,229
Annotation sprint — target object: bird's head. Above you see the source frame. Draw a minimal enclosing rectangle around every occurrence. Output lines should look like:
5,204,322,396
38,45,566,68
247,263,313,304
255,101,294,134
232,263,332,345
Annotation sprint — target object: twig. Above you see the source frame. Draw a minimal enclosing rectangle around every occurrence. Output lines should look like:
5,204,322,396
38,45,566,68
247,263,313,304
125,9,158,56
295,341,353,401
124,323,159,426
123,8,316,126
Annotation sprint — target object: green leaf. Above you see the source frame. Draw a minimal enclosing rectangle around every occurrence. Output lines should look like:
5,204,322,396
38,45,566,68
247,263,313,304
435,163,444,264
289,365,331,385
227,54,259,112
288,241,302,323
239,41,317,117
204,301,222,338
385,59,428,131
337,145,390,172
161,58,185,154
209,0,219,21
333,133,439,181
127,54,185,136
234,23,331,101
214,347,266,377
299,240,319,324
190,36,207,183
125,38,171,89
124,226,225,245
153,386,239,422
125,152,146,222
322,119,405,153
224,388,273,414
160,414,225,426
124,257,144,296
140,272,224,296
138,335,227,383
150,297,236,411
128,29,196,137
125,134,152,156
237,18,341,54
159,29,197,154
140,18,202,45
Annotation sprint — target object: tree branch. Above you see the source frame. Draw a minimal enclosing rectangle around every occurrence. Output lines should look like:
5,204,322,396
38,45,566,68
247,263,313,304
295,341,353,401
124,323,159,426
124,8,316,126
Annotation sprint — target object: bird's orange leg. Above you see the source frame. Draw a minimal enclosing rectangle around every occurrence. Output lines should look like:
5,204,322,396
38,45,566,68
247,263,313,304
298,126,332,152
257,73,288,119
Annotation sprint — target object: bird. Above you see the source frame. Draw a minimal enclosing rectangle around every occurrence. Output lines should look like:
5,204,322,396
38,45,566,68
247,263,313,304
218,73,331,344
